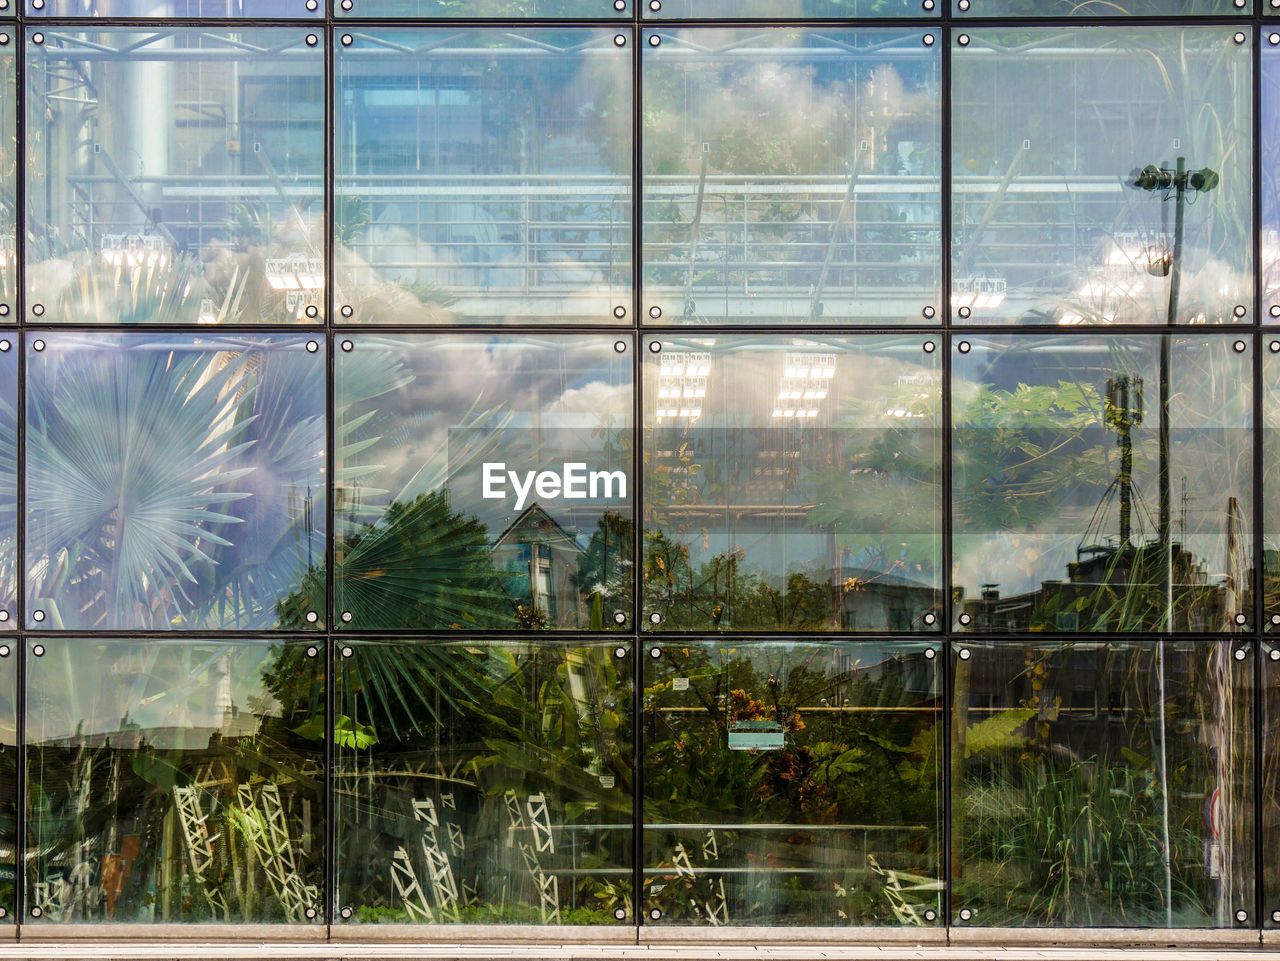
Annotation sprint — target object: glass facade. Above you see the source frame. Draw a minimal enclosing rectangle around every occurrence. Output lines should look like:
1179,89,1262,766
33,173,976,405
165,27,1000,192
1,0,1280,944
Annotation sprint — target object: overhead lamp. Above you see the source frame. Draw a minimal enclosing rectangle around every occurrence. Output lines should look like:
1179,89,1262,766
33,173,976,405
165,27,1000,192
99,232,168,269
266,254,324,291
659,351,711,378
951,275,1006,310
783,352,836,381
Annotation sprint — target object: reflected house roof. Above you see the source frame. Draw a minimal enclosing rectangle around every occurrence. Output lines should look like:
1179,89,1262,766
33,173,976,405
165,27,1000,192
493,502,584,555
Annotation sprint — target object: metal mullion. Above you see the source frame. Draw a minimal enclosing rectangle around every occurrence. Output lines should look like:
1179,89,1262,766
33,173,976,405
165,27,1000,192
629,4,644,938
940,7,953,932
323,1,337,933
1254,17,1266,932
13,3,25,929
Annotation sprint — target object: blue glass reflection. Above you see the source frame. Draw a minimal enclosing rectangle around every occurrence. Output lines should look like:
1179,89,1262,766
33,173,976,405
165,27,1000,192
335,29,631,325
641,29,941,326
26,333,326,631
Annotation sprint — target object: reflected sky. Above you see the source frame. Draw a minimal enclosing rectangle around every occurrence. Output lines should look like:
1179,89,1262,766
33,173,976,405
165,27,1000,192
641,28,941,326
952,27,1252,325
335,29,631,326
952,335,1252,630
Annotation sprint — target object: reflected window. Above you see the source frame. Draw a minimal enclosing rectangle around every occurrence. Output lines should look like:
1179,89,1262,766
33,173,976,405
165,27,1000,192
25,639,324,924
335,29,631,325
26,333,326,631
644,640,942,926
951,27,1251,325
26,29,324,324
953,334,1252,633
334,335,633,630
642,336,942,633
641,29,941,326
335,639,631,924
953,640,1253,927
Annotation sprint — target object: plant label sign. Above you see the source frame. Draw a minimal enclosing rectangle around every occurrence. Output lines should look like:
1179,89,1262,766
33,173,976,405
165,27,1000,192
728,719,785,751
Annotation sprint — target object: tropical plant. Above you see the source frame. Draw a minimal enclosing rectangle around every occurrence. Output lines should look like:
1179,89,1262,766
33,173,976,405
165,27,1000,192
26,335,323,630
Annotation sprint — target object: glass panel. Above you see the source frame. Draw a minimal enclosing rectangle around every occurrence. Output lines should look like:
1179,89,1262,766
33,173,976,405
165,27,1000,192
953,639,1254,928
953,334,1252,633
643,639,942,926
26,333,326,631
951,27,1252,325
0,0,10,15
643,335,941,633
955,0,1249,15
335,29,630,326
0,34,12,315
0,342,15,626
0,650,13,916
1267,342,1280,631
335,639,632,924
641,29,941,327
28,0,319,15
26,638,324,924
646,0,934,16
26,29,325,324
337,0,626,16
335,335,632,630
1265,642,1280,927
1265,37,1280,320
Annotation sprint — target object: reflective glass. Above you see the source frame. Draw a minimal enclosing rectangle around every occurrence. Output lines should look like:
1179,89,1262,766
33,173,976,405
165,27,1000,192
26,333,326,632
646,0,933,16
641,29,941,327
951,28,1252,325
0,34,12,316
337,0,626,16
1267,343,1280,631
27,0,319,15
953,639,1254,928
0,652,12,917
26,638,324,924
335,29,630,326
1265,38,1280,320
953,334,1252,633
334,639,632,924
643,640,942,926
642,336,941,633
0,343,14,626
0,0,10,15
26,29,324,325
335,335,632,631
1266,642,1280,927
954,0,1249,15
